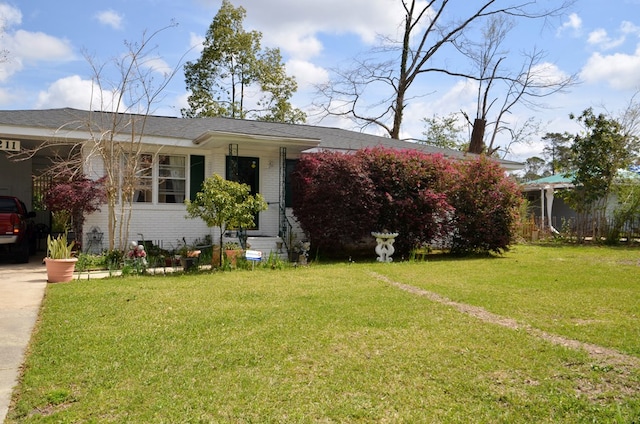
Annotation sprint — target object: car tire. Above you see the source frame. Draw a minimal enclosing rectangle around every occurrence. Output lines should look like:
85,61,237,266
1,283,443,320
14,238,30,264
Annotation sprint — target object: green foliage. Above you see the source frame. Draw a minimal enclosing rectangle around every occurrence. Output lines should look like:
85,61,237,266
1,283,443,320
185,174,267,264
8,246,640,422
563,109,631,214
75,250,128,272
223,241,242,250
182,0,305,123
45,389,73,406
75,253,107,272
185,174,267,229
520,156,550,182
46,233,75,259
606,175,640,244
420,113,467,150
261,251,286,270
541,132,573,175
449,156,523,254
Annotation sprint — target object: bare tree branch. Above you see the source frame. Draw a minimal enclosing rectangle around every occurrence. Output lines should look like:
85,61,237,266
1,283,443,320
315,0,575,141
10,23,188,250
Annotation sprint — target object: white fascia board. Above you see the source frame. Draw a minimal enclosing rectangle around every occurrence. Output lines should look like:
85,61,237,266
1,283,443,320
193,130,320,154
0,123,190,148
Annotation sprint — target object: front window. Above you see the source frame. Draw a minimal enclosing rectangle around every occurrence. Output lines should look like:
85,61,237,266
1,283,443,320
158,155,186,203
134,154,153,203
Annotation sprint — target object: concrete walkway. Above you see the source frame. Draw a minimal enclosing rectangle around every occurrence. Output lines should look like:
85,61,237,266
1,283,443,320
0,259,175,422
0,257,47,423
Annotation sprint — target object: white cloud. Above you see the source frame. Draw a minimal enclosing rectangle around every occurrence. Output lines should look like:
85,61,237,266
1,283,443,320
557,13,582,36
588,28,625,50
286,59,329,89
95,10,124,30
621,21,640,35
0,55,21,83
0,3,73,81
588,21,640,51
189,32,205,52
530,62,570,86
580,46,640,90
12,30,74,61
0,86,15,105
268,30,323,61
35,75,116,110
0,29,74,81
228,0,408,61
422,79,477,118
0,3,21,27
144,56,173,77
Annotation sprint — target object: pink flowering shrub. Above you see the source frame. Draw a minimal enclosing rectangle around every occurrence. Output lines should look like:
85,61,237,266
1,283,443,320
292,151,380,252
448,156,523,254
356,148,454,255
292,149,521,258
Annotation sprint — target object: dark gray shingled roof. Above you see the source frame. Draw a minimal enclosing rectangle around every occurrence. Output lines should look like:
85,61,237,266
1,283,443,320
0,107,523,168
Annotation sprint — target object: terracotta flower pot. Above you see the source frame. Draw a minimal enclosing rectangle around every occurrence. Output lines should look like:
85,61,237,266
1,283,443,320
211,246,221,267
225,249,243,267
45,257,78,283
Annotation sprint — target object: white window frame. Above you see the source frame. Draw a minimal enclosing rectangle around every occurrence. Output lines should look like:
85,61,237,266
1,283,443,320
157,154,186,204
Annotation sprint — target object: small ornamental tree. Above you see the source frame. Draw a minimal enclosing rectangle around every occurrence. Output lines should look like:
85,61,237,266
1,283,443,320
292,151,380,252
44,175,107,244
185,174,268,265
448,156,522,254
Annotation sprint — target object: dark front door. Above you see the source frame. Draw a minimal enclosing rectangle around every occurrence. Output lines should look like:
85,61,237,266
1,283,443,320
226,156,260,228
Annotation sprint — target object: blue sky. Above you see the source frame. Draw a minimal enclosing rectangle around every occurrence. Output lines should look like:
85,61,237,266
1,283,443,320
1,0,640,161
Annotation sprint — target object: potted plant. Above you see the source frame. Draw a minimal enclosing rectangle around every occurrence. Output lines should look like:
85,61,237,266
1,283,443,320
223,241,243,267
44,233,77,283
177,242,201,271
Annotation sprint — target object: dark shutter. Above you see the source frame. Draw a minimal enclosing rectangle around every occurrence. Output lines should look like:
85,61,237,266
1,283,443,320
189,155,205,200
285,159,298,207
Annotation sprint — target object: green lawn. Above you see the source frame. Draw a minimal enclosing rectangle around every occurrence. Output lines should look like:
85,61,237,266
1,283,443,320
7,245,640,423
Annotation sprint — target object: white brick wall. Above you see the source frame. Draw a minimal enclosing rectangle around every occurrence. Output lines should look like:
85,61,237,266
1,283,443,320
82,144,290,252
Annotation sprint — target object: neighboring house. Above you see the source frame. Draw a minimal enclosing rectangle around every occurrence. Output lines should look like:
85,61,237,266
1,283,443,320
0,107,523,256
521,174,575,233
522,169,640,236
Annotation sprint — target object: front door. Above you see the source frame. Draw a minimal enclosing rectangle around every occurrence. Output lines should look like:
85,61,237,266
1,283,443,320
226,156,260,229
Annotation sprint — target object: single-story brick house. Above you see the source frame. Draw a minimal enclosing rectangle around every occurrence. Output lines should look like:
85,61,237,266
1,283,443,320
0,107,522,257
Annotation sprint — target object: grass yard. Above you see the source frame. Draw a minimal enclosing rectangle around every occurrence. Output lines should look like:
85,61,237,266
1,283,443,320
7,244,640,423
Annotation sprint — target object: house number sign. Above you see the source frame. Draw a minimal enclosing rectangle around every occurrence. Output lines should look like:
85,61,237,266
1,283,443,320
0,139,20,152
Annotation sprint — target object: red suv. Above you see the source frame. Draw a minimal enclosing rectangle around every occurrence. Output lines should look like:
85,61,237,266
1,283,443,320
0,196,36,263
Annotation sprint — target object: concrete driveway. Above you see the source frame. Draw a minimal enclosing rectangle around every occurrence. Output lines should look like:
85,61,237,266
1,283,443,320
0,256,47,422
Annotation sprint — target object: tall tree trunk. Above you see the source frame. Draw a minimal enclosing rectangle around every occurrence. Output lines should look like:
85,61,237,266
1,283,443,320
391,92,404,139
468,118,486,154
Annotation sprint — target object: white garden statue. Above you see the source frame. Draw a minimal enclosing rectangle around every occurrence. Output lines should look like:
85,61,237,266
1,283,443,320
371,231,399,262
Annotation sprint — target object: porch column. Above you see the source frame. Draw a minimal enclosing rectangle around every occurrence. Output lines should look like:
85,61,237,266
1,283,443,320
540,188,545,230
544,185,559,233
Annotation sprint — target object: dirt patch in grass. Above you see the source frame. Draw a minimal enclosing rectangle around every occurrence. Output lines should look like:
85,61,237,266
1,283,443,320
370,272,640,373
